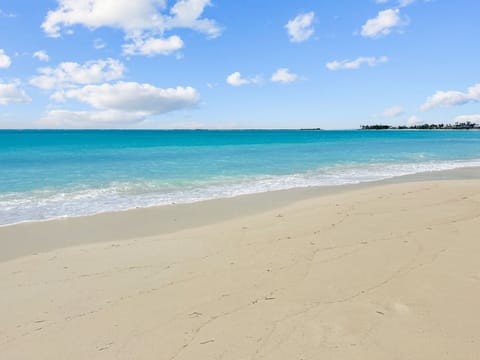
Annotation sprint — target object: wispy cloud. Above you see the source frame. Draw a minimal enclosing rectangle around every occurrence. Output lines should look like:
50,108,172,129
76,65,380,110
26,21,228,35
123,35,184,56
382,105,405,117
326,56,388,70
0,9,16,18
93,38,106,49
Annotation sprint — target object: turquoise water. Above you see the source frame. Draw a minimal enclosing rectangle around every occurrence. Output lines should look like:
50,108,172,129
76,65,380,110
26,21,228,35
1,129,480,225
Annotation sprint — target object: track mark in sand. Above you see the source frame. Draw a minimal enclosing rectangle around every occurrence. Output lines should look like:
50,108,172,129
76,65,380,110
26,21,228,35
97,342,114,351
200,339,215,345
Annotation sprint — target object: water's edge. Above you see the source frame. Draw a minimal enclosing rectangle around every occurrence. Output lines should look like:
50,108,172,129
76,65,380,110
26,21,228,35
2,164,479,228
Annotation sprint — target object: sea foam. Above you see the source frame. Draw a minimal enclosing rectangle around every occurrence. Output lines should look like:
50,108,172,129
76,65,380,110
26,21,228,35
1,158,479,226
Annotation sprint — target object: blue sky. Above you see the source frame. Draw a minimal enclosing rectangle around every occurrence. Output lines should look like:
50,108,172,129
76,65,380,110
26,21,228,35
0,0,479,129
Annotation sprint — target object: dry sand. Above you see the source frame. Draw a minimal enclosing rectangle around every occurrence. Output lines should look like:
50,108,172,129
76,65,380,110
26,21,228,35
1,176,480,359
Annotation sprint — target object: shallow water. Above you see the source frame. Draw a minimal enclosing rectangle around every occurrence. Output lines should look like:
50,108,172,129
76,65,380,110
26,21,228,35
1,129,480,225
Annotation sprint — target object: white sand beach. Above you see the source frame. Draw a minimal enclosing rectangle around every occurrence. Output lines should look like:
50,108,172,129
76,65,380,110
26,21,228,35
1,174,480,359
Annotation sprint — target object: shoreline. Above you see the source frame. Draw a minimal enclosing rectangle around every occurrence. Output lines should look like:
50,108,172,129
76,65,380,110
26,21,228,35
2,161,479,228
1,166,479,262
1,170,480,358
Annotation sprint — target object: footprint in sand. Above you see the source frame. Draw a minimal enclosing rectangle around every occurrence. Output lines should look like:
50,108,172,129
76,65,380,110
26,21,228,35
391,302,410,314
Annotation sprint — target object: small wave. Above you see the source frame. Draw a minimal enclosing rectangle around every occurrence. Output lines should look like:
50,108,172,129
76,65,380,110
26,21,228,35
1,159,479,226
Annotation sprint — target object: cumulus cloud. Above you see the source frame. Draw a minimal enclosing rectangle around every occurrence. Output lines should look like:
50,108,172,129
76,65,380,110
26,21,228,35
58,82,199,112
41,0,221,56
361,8,406,38
33,50,50,62
285,12,315,43
420,83,480,111
167,0,222,38
30,58,125,90
326,56,388,70
453,114,480,124
271,68,298,83
41,82,200,127
123,35,184,56
226,72,261,86
0,81,32,104
382,105,404,117
42,0,163,37
0,49,11,68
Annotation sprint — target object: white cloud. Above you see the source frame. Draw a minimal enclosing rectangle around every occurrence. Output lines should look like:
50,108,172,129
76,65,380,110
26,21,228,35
0,81,32,105
58,82,199,113
382,105,404,117
271,68,298,83
285,12,315,43
30,58,125,90
167,0,222,39
33,50,50,62
226,72,261,86
453,114,480,124
326,56,388,70
41,0,221,55
361,8,405,38
123,35,184,56
41,82,200,127
0,49,11,68
42,0,166,37
420,83,480,111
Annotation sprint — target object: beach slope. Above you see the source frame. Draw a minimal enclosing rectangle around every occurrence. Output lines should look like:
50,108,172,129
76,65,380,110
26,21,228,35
1,179,480,359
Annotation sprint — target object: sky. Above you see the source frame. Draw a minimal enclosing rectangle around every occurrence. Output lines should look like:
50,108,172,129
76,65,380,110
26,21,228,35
0,0,479,129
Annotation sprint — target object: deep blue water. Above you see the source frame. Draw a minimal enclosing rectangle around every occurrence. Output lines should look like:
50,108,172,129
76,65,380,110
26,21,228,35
1,129,480,225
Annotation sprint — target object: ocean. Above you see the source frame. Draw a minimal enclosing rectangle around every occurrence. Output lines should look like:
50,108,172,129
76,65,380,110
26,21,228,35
1,129,480,225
